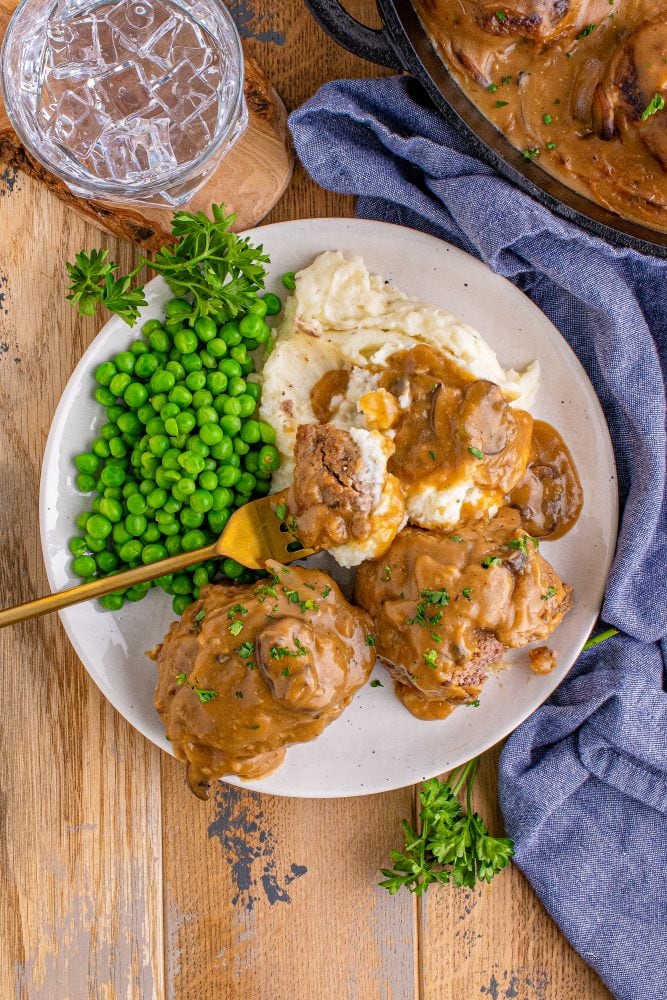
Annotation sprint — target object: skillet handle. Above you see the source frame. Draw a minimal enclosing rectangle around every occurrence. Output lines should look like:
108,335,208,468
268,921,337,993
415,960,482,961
305,0,404,70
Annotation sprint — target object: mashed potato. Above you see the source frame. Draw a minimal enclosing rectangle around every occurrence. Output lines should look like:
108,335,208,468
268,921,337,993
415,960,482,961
260,251,540,560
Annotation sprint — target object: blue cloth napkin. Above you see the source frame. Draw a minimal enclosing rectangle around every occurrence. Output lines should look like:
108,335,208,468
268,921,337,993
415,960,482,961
289,76,667,1000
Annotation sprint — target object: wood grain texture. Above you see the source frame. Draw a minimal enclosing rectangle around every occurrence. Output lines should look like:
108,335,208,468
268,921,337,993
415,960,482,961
0,1,293,247
0,1,613,998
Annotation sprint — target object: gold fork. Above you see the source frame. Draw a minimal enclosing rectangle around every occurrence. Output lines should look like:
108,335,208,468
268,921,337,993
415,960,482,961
0,494,313,628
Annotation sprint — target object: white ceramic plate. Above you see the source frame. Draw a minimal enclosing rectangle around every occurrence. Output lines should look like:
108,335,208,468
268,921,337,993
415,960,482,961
40,219,618,798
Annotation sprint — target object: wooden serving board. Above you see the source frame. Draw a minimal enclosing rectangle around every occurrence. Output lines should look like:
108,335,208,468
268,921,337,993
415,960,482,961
0,0,294,249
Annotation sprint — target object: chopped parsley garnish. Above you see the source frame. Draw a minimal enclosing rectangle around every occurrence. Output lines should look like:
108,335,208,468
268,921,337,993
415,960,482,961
554,99,561,105
192,608,206,633
467,700,480,708
482,556,502,568
299,598,319,613
461,588,473,601
522,147,540,159
406,602,442,629
428,450,437,461
287,515,298,533
449,535,463,543
420,588,450,607
175,672,187,686
576,23,597,38
495,11,506,21
365,634,377,647
255,584,277,603
468,446,484,460
487,83,498,93
247,724,260,730
304,582,317,591
495,100,509,108
501,75,512,85
274,502,287,521
641,94,665,121
270,640,309,660
541,586,558,601
543,114,553,125
423,649,439,669
195,688,218,704
280,667,290,677
507,536,529,554
547,142,558,150
234,690,243,699
283,587,301,604
238,640,255,659
321,585,332,598
370,679,383,688
382,565,392,581
228,620,244,636
227,603,248,618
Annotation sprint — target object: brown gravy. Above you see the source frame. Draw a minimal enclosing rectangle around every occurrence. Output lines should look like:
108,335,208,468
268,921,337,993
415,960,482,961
152,561,375,797
508,419,583,538
415,0,667,233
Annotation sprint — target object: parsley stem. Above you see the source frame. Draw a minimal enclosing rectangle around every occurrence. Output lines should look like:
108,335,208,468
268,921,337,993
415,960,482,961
582,626,619,651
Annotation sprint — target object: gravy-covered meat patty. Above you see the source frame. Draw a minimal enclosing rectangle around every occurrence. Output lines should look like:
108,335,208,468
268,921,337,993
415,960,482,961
355,509,572,720
285,423,405,567
152,561,375,797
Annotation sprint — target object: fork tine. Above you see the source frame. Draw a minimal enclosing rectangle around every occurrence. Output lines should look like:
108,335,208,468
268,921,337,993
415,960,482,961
214,495,315,570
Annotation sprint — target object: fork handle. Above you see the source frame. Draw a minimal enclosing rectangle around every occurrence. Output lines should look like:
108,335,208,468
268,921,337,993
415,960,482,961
0,543,219,628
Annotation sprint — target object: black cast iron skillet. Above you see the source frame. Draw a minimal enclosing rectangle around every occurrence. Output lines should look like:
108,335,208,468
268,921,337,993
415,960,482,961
305,0,667,258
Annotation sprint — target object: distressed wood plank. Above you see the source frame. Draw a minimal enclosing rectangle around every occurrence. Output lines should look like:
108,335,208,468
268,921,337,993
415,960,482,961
418,748,613,1000
0,175,164,999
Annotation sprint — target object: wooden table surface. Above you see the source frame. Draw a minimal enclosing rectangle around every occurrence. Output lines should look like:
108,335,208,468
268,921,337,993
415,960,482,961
0,3,613,997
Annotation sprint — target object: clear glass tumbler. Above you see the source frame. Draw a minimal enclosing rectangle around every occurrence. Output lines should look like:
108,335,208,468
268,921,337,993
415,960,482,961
1,0,248,206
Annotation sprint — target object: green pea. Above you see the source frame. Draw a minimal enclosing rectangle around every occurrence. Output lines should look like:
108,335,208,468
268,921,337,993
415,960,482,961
112,522,131,545
156,468,179,488
200,423,223,446
206,337,227,359
238,420,260,445
143,523,161,543
164,297,189,319
131,341,148,356
74,452,99,475
149,434,170,458
150,370,175,394
200,351,217,369
206,371,228,395
178,452,205,476
172,594,192,615
193,566,209,587
218,465,241,487
92,439,111,459
140,454,159,476
159,519,180,537
235,394,255,419
219,358,242,378
211,486,234,510
258,444,281,471
145,417,166,437
219,414,241,437
174,411,196,435
210,437,233,462
174,329,198,355
227,376,246,398
258,421,276,444
95,386,116,407
103,486,122,499
134,353,159,379
119,540,143,562
147,488,167,509
76,512,90,530
245,381,261,402
172,574,193,595
150,393,168,412
117,411,142,436
109,372,131,397
182,529,206,552
100,465,125,488
141,543,167,564
96,550,119,573
221,397,242,418
222,557,244,579
181,352,202,373
99,497,123,522
244,452,259,473
148,329,170,353
190,389,211,410
281,271,296,290
186,370,207,392
230,346,248,367
124,382,148,409
100,422,120,440
72,555,96,577
247,298,268,318
125,586,148,603
91,497,103,514
100,594,124,611
261,292,282,316
168,386,191,408
155,508,175,525
254,478,271,497
181,507,204,528
207,508,229,534
163,497,182,514
95,361,116,386
221,322,242,347
166,361,186,383
253,322,271,345
160,403,179,422
142,319,164,336
109,437,128,459
84,533,107,553
125,513,147,537
196,406,218,428
194,316,217,342
242,358,256,377
239,314,264,340
236,472,256,496
190,489,213,514
199,470,218,491
233,438,249,455
114,351,135,375
69,537,88,557
139,478,154,495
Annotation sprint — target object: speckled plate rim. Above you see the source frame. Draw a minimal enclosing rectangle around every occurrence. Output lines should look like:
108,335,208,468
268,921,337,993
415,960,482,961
40,218,618,798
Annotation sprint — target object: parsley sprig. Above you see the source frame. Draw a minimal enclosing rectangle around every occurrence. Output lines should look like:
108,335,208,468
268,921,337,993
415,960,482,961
380,758,514,895
66,204,269,326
